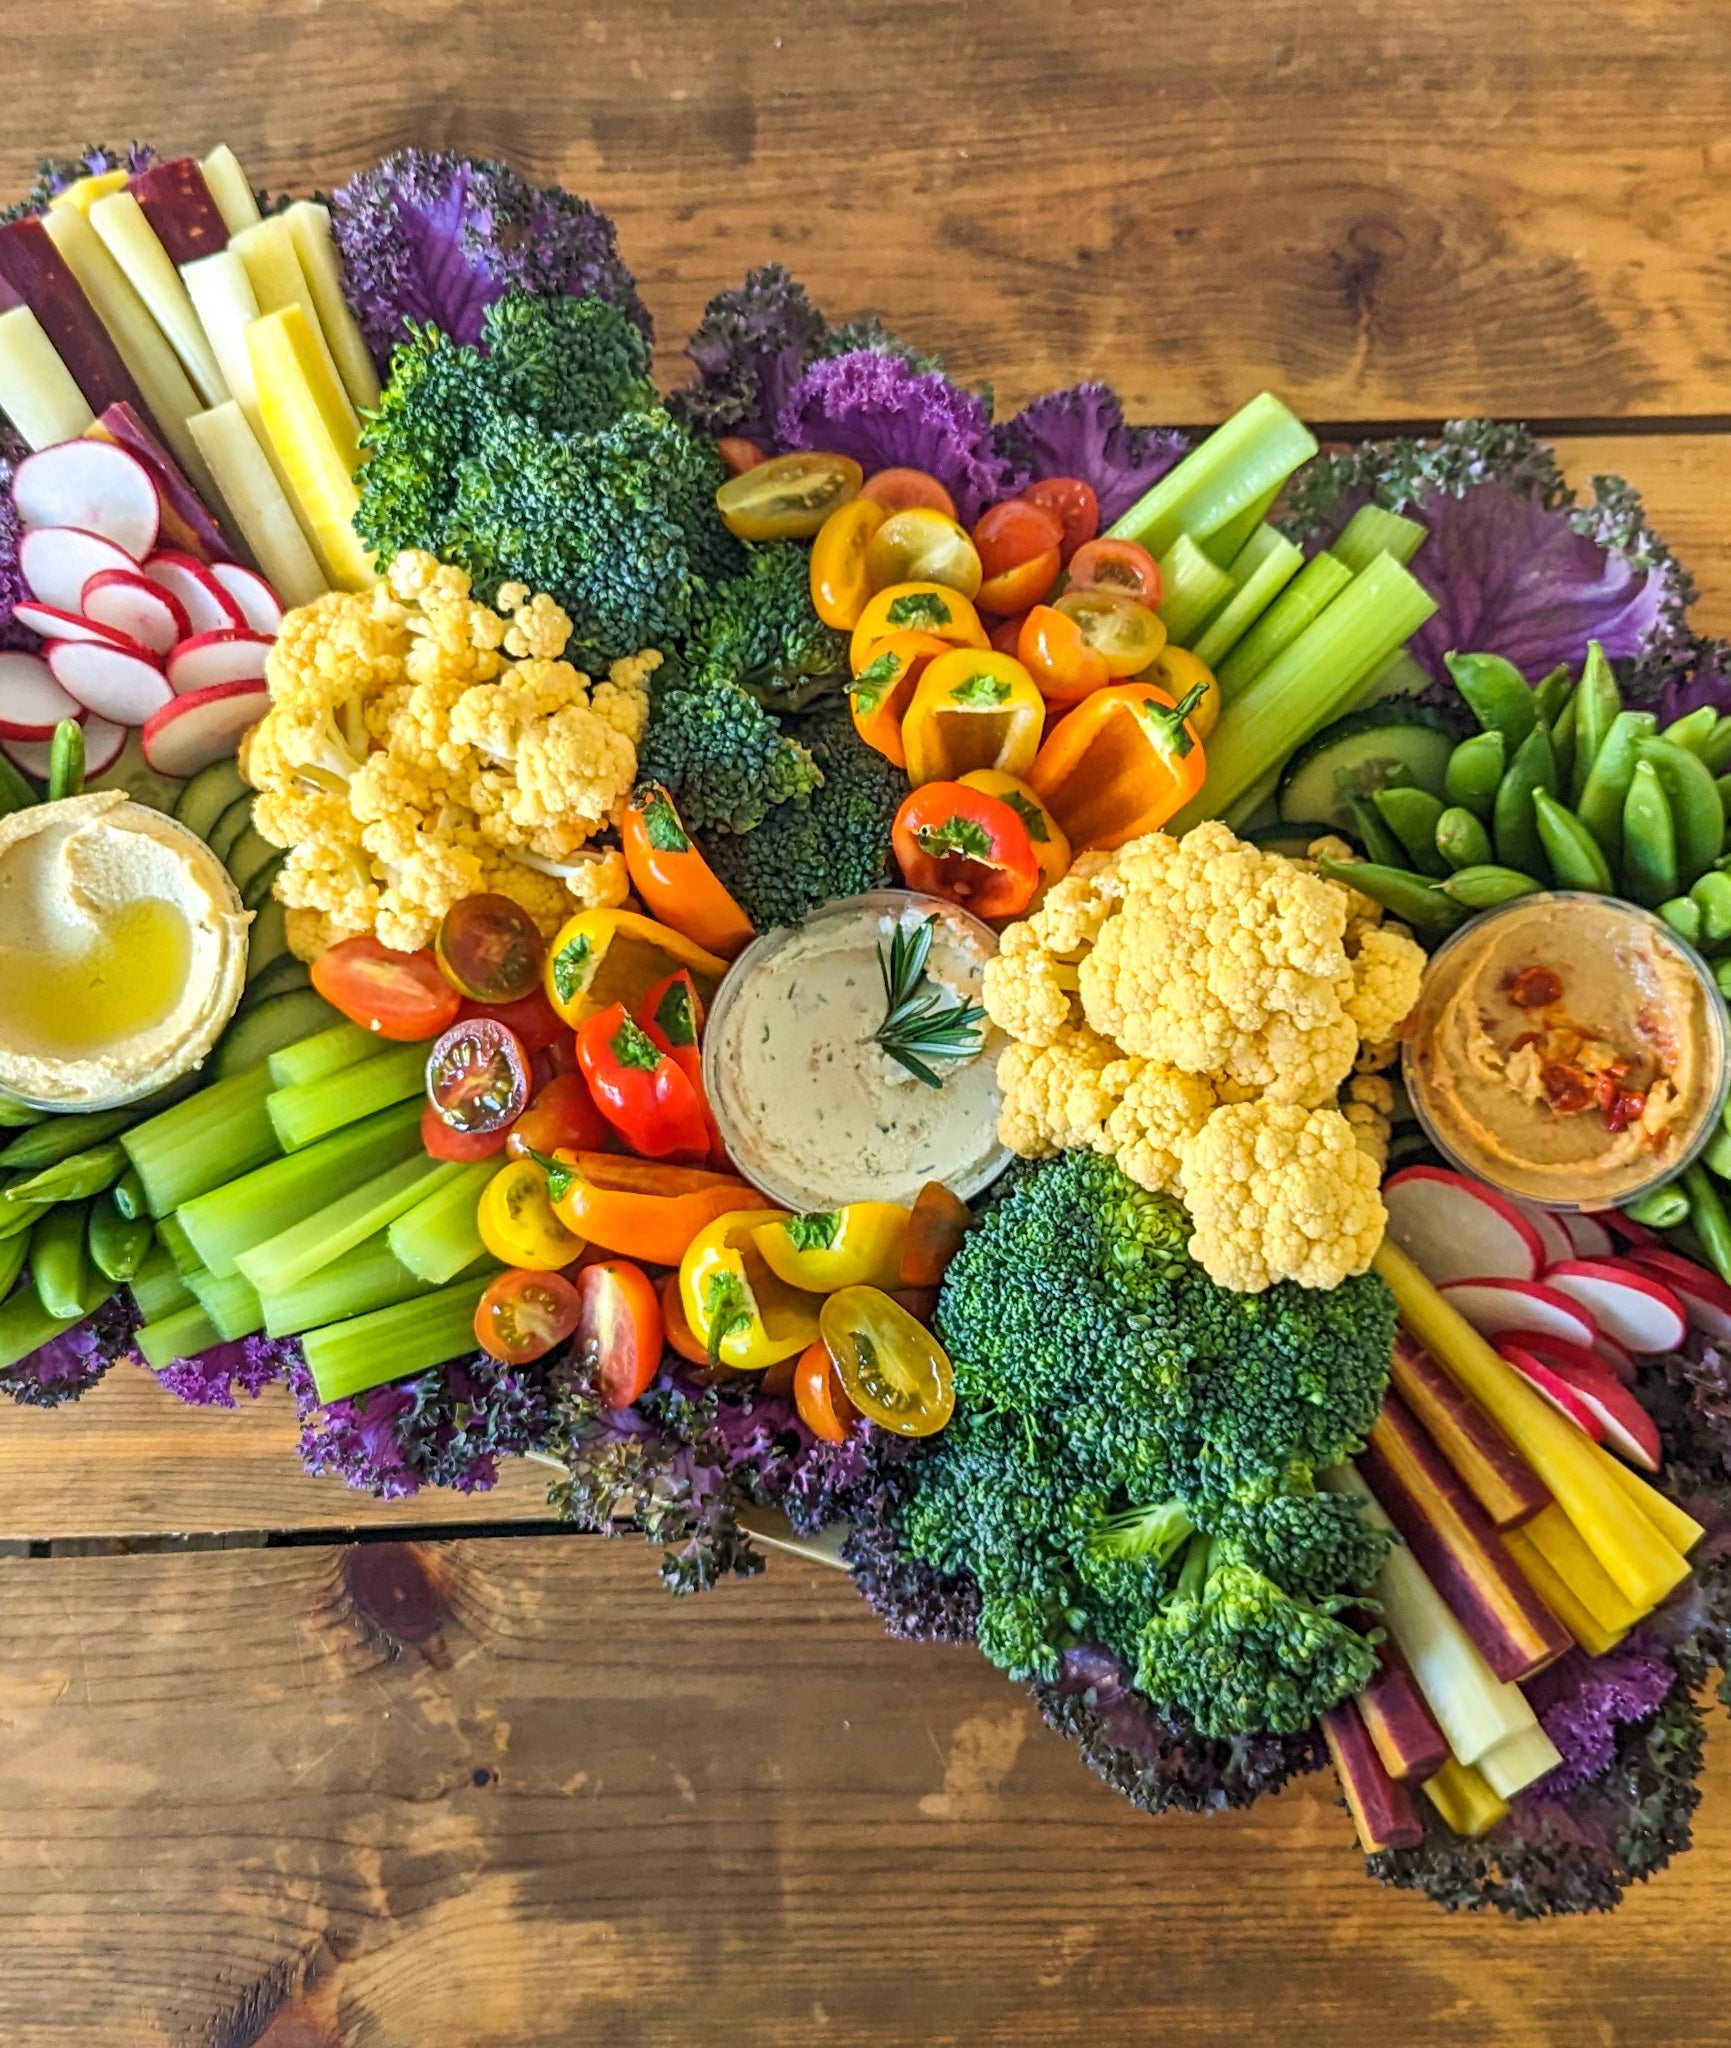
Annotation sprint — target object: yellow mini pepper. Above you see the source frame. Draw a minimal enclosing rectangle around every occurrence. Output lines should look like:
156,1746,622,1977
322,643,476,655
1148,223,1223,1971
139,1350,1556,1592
902,648,1045,787
544,909,729,1027
679,1209,823,1370
752,1202,911,1294
849,581,989,673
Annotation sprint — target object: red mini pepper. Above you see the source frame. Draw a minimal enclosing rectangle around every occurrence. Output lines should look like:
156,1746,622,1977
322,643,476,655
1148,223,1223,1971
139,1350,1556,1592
636,968,728,1167
890,780,1040,919
575,1001,710,1162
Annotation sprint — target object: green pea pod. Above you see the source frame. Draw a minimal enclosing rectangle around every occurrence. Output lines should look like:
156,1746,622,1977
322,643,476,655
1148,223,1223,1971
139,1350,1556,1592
1576,709,1658,870
1549,687,1578,797
1684,1165,1731,1286
112,1167,148,1223
1622,758,1679,908
1623,1181,1692,1228
1718,773,1731,819
1568,641,1622,806
1443,730,1506,820
0,752,34,820
1635,737,1724,886
1435,805,1494,871
1492,724,1557,878
47,718,84,802
0,1090,46,1130
1660,705,1719,757
1658,895,1704,947
0,1104,142,1172
1532,663,1574,728
1703,716,1731,775
1437,864,1546,909
1717,957,1731,1002
31,1201,91,1321
1347,796,1408,871
5,1139,128,1207
0,1224,30,1302
1444,652,1536,749
1316,858,1468,937
1372,786,1450,876
1691,869,1731,948
1531,789,1614,894
1706,1127,1731,1182
86,1195,153,1283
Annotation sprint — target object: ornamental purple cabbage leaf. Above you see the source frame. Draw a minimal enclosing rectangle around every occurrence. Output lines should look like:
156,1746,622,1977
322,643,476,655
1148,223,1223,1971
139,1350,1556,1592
1524,1635,1677,1796
994,383,1189,527
152,1332,295,1408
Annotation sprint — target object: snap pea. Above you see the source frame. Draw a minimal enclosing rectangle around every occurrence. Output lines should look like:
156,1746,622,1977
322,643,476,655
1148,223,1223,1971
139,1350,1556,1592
0,1190,52,1240
1660,705,1719,756
1717,772,1731,820
112,1167,148,1223
1568,640,1621,805
1372,786,1450,875
0,1105,140,1172
1658,895,1704,947
1622,758,1679,908
1444,730,1506,820
0,752,34,820
1491,724,1557,878
1435,805,1494,871
1550,687,1578,795
1704,716,1731,775
0,1225,29,1302
1692,869,1731,948
1685,1164,1731,1286
1316,858,1468,936
46,718,84,802
1348,796,1408,871
1576,709,1657,870
1445,651,1536,750
86,1195,153,1283
0,1090,45,1130
1623,1181,1693,1229
1533,663,1574,728
1437,864,1546,909
1636,737,1725,886
30,1201,91,1321
1717,958,1731,1002
4,1139,128,1207
1705,1127,1731,1183
1533,789,1613,893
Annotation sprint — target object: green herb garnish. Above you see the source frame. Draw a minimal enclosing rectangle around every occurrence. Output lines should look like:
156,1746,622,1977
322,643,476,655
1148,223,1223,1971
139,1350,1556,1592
872,915,986,1090
785,1210,842,1252
887,591,952,630
702,1270,754,1369
550,933,593,1004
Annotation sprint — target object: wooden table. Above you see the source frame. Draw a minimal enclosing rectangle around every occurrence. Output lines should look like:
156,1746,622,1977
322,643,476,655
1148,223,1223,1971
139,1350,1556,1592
4,3,1731,2039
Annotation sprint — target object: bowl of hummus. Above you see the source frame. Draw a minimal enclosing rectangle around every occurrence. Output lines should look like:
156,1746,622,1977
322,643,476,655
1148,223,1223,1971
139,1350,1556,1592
1402,891,1728,1211
703,891,1010,1212
0,791,251,1111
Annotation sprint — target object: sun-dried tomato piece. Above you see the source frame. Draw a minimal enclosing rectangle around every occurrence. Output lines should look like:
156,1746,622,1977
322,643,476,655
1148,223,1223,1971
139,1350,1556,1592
1505,964,1564,1009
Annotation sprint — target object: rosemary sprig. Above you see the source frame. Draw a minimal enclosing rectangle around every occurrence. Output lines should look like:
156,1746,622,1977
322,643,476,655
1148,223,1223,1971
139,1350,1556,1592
872,916,986,1089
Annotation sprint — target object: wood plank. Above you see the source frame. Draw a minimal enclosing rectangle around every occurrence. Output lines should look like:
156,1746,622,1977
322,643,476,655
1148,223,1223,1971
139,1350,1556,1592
0,1536,1726,2047
0,2,1730,421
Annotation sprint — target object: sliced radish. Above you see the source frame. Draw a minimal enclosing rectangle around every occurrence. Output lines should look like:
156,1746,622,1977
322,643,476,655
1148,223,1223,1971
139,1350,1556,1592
1623,1248,1731,1348
46,639,172,724
1542,1259,1687,1355
141,550,245,636
1559,1211,1616,1260
1382,1166,1543,1286
1440,1277,1598,1349
1511,1329,1633,1390
12,439,160,561
141,679,268,776
2,715,124,781
1593,1332,1637,1386
0,651,86,740
1508,1198,1575,1268
80,569,188,656
1523,1349,1662,1470
208,562,283,635
1495,1341,1607,1441
19,526,139,614
1604,1209,1662,1249
165,629,273,695
9,599,141,649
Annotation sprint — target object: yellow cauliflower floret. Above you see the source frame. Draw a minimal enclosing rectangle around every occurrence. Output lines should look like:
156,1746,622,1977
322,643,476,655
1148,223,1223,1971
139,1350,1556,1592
995,1025,1124,1157
1341,1071,1396,1172
1024,850,1126,958
1178,1101,1386,1293
275,836,383,954
1345,923,1427,1045
982,922,1080,1048
1101,1060,1218,1194
284,903,367,962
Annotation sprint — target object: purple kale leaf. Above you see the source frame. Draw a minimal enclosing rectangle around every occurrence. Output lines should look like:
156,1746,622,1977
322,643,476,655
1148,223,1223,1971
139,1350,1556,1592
2,142,156,224
669,265,829,447
152,1332,296,1408
1524,1635,1678,1796
0,1287,138,1407
0,439,33,652
994,383,1189,527
1654,637,1731,729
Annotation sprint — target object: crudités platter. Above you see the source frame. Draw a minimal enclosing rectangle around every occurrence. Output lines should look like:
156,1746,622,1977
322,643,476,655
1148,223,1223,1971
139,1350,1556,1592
1,137,1730,1921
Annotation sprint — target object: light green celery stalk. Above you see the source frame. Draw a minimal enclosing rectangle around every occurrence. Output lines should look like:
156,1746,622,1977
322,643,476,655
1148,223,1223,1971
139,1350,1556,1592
1190,530,1304,670
268,1020,379,1090
1108,392,1318,561
260,1233,474,1338
154,1211,205,1277
267,1040,428,1152
387,1159,498,1284
1215,550,1353,703
301,1272,496,1404
1156,535,1235,647
186,1265,265,1343
135,1302,224,1373
236,1156,461,1298
1329,504,1429,577
1198,482,1283,569
129,1242,196,1323
121,1067,280,1217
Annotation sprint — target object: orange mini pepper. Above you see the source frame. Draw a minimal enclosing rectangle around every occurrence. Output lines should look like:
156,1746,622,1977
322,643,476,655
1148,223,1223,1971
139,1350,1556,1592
550,1152,759,1267
849,580,989,673
621,782,755,960
1027,679,1211,852
809,497,887,630
848,629,951,767
901,647,1045,787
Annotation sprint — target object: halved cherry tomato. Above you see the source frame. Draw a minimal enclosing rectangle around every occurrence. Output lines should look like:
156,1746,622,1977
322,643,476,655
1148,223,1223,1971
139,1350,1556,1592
976,552,1061,616
1017,602,1110,706
460,987,565,1056
575,1259,664,1409
1021,476,1098,563
1145,644,1220,741
865,508,983,600
477,1158,585,1270
793,1338,861,1444
661,1270,711,1367
972,498,1063,614
434,894,546,1004
716,436,766,476
989,611,1029,655
1053,587,1167,678
819,1285,954,1436
848,630,950,768
861,467,957,519
427,1018,532,1134
849,582,989,673
474,1268,582,1365
715,450,863,540
310,938,461,1042
421,1101,513,1162
900,1180,974,1287
809,498,887,631
507,1072,613,1160
1067,536,1162,609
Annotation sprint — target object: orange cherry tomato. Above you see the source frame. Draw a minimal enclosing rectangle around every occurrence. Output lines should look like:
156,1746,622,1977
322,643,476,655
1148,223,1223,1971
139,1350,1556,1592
507,1072,613,1160
575,1259,664,1409
717,437,767,476
421,1099,512,1162
973,499,1063,615
1053,587,1167,678
848,630,951,768
861,467,957,520
793,1338,861,1444
1067,536,1163,609
1021,476,1098,563
716,450,863,540
311,938,462,1042
808,497,887,630
865,508,983,600
976,550,1061,616
661,1270,711,1366
474,1268,582,1365
1017,602,1110,706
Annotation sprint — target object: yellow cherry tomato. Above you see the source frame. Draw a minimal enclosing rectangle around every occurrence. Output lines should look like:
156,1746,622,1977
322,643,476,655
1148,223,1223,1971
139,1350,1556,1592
901,647,1045,786
809,498,887,630
679,1208,822,1370
850,581,989,673
1054,587,1168,678
864,508,984,601
716,451,863,541
478,1159,585,1271
1144,643,1220,740
752,1202,912,1294
819,1285,955,1436
958,769,1071,902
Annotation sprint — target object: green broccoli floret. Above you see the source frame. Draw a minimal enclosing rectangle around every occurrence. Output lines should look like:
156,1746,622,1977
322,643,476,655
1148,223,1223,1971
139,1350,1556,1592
1209,1482,1393,1606
702,703,907,930
478,290,656,435
635,660,824,838
685,540,849,712
353,319,494,568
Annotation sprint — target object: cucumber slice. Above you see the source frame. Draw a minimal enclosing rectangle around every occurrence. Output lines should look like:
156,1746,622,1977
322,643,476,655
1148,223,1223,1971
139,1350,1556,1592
174,759,250,841
225,826,279,897
213,987,343,1079
242,851,285,911
1276,703,1459,833
239,951,311,1011
1242,819,1359,860
208,791,255,868
245,894,290,985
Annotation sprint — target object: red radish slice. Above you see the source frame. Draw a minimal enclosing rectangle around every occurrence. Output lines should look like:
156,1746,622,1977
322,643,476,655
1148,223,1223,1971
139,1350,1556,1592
1604,1209,1662,1248
46,639,172,724
80,569,188,656
1382,1166,1543,1286
2,715,123,781
1440,1277,1598,1348
208,562,283,634
1542,1259,1687,1355
12,439,160,561
1511,1329,1633,1390
19,526,139,614
1559,1211,1615,1260
1520,1347,1662,1470
9,599,139,649
1495,1341,1607,1441
141,679,267,776
1593,1333,1637,1386
141,550,245,636
0,651,86,739
1623,1248,1731,1347
1508,1198,1575,1268
165,629,273,695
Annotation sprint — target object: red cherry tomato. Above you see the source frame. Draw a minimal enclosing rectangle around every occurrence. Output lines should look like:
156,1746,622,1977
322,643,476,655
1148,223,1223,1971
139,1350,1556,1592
972,498,1063,616
310,938,462,1042
460,987,565,1055
427,1018,532,1134
434,894,546,1004
474,1268,582,1365
717,436,767,475
1021,476,1099,563
507,1072,613,1160
576,1260,665,1409
793,1339,861,1445
989,611,1030,655
660,1270,711,1368
421,1100,513,1162
860,467,957,520
1067,536,1162,609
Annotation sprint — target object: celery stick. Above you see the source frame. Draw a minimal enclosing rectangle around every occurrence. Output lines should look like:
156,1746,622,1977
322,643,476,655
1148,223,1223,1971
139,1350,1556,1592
1156,534,1235,646
135,1302,223,1373
261,1232,446,1337
387,1158,497,1283
1330,504,1428,577
122,1067,279,1217
268,1020,379,1090
1171,553,1437,832
178,1098,425,1277
1199,482,1283,569
1216,550,1352,701
267,1041,427,1152
1190,532,1304,671
155,1212,205,1277
186,1265,265,1342
302,1272,493,1404
129,1242,195,1323
1356,648,1434,705
236,1156,459,1297
1108,392,1318,561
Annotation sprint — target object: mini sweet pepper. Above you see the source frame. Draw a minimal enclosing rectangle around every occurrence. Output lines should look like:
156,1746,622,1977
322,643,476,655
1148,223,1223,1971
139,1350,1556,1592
1028,679,1210,851
901,648,1046,787
680,1208,823,1370
544,908,729,1027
